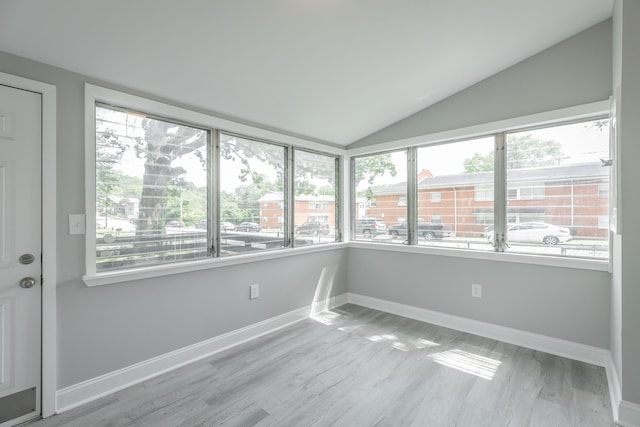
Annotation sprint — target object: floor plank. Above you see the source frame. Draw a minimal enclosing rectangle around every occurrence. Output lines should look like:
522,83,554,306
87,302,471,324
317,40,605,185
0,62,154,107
29,304,615,426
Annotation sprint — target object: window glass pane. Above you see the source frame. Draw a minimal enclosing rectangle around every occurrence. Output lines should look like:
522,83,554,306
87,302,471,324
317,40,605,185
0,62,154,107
95,105,208,272
220,134,286,255
417,137,495,251
505,119,609,259
294,150,338,244
353,151,406,243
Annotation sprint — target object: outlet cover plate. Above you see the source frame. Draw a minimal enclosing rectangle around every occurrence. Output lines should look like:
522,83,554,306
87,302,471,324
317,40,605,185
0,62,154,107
472,283,482,298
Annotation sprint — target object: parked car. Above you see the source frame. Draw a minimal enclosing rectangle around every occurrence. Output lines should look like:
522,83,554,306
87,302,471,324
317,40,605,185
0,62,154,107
388,221,445,240
486,222,571,245
235,222,261,232
355,218,387,237
196,219,207,229
220,221,235,231
296,221,330,235
166,220,182,228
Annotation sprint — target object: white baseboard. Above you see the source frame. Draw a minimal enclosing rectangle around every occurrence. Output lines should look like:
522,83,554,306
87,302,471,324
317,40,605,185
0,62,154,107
347,293,640,427
56,293,348,413
347,293,610,367
56,291,639,426
347,293,640,425
618,400,640,427
606,352,622,424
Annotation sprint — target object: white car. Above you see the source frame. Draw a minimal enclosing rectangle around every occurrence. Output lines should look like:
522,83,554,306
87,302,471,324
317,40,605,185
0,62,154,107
221,221,235,231
487,222,572,245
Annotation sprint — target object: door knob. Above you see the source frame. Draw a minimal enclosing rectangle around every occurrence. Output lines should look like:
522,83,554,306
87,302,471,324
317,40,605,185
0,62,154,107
19,277,36,288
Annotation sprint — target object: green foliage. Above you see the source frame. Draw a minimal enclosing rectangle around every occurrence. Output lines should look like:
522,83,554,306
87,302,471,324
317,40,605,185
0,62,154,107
355,154,397,184
463,134,565,172
220,186,264,224
163,178,207,226
96,129,126,198
463,152,495,173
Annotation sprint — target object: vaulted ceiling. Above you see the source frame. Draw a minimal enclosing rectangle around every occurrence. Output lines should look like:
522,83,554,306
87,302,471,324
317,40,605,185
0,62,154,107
0,1,613,145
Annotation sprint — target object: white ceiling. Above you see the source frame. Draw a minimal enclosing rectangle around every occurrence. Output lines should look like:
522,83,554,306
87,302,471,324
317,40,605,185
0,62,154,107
0,1,612,146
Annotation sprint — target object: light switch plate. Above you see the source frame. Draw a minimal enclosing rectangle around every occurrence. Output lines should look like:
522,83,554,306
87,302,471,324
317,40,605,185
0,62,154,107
69,214,86,235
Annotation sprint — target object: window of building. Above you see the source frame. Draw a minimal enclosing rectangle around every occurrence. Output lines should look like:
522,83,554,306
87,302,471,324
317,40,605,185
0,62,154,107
353,151,406,244
507,184,545,200
598,182,609,199
294,150,339,244
397,196,407,206
474,185,494,202
430,192,442,203
598,215,608,229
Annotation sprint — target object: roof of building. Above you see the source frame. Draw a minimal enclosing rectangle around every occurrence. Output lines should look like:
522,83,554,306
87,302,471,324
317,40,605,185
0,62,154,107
373,162,607,196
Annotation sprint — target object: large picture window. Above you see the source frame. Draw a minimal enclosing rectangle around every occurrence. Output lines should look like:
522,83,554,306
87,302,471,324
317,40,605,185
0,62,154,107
94,104,209,272
416,137,495,251
351,117,610,262
219,134,287,256
504,120,609,259
352,151,406,244
294,150,339,244
87,88,342,279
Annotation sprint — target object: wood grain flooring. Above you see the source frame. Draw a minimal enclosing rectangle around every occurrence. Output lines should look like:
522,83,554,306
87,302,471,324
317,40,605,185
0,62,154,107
28,304,614,426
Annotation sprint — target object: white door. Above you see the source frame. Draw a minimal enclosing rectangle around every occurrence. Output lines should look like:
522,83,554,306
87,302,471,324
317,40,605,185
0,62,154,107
0,85,42,426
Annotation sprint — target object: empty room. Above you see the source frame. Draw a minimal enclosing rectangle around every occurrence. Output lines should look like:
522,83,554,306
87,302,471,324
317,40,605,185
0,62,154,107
0,0,639,426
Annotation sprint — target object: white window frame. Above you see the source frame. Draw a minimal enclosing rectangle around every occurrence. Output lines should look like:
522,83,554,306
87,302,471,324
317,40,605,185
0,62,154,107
474,185,494,202
346,100,611,272
84,84,346,286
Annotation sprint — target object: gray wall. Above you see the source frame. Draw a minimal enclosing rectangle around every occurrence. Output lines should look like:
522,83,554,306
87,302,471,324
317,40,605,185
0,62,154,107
0,51,348,388
58,250,347,387
344,19,614,350
348,248,610,348
0,16,619,392
613,0,640,407
350,19,612,149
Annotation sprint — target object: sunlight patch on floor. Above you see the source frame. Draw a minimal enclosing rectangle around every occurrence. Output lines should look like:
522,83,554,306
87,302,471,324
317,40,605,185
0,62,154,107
428,348,501,380
414,338,440,349
365,333,442,353
311,310,341,325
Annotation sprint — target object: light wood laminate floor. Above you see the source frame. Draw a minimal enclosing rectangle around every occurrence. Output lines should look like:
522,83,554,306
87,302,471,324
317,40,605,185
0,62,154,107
29,304,614,426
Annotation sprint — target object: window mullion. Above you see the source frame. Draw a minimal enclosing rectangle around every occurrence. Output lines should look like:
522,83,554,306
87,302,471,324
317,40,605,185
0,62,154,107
494,133,507,252
211,129,220,257
407,147,418,245
286,147,294,247
335,156,342,242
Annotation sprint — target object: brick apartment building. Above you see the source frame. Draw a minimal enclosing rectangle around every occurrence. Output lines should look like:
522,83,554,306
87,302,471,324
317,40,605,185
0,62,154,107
365,162,609,239
258,192,337,230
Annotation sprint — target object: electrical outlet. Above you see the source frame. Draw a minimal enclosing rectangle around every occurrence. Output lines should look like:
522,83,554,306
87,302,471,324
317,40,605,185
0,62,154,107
471,283,482,298
250,284,259,299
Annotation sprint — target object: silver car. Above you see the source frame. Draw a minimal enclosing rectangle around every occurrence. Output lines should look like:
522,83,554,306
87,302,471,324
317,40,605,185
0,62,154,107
487,222,572,245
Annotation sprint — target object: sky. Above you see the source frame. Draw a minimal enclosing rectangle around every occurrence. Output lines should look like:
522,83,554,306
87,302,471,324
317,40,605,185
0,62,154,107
97,106,609,194
358,120,610,190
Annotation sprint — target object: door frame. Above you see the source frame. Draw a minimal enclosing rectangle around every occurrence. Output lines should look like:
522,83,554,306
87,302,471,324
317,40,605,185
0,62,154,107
0,72,57,418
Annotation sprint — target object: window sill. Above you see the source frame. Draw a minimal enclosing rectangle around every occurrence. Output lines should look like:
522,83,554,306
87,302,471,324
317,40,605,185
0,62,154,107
83,242,348,287
348,241,610,272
